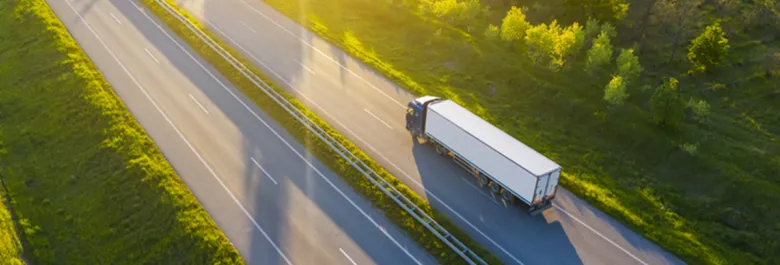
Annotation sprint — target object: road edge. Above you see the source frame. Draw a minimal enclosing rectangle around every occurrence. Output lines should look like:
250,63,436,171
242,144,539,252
137,0,504,264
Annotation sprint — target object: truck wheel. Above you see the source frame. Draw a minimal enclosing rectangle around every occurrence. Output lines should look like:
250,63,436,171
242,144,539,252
489,181,501,194
478,174,489,186
435,144,447,156
501,189,514,203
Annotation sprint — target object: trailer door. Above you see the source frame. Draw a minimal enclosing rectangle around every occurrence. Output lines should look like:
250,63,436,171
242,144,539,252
534,173,549,204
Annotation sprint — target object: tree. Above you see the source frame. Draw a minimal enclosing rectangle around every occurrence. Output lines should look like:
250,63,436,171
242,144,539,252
651,0,703,64
419,0,485,25
604,75,629,106
687,22,730,73
687,98,711,123
500,6,531,47
583,17,601,47
585,30,613,74
565,0,629,23
524,23,556,64
523,20,584,71
650,77,686,129
484,24,499,40
616,48,643,82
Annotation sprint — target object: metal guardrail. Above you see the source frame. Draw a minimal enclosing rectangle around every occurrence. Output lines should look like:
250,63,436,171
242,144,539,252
150,0,488,264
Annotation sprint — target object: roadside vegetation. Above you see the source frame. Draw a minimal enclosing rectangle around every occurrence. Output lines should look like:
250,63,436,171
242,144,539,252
138,0,502,264
0,0,243,263
257,0,780,264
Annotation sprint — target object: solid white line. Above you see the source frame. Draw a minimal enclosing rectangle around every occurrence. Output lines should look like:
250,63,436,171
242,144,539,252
109,12,122,24
227,2,651,264
239,21,257,34
188,94,209,114
460,178,501,206
554,204,649,265
293,58,315,75
205,19,523,264
363,108,392,129
233,0,407,109
249,157,279,185
339,248,358,265
133,3,423,264
144,48,160,64
63,2,294,265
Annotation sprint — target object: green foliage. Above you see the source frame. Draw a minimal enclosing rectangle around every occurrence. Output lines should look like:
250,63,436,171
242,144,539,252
650,77,686,129
0,0,243,263
484,24,499,40
499,6,530,45
139,1,502,264
600,22,617,39
687,98,711,123
585,30,613,74
616,48,643,82
687,22,730,73
566,0,629,22
604,75,629,105
523,20,584,71
419,0,485,24
583,17,601,45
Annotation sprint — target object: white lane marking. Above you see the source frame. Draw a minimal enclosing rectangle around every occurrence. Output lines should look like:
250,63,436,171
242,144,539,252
205,20,523,263
188,94,209,114
363,108,393,129
229,2,652,264
233,0,406,109
109,12,122,24
250,157,278,185
144,48,160,64
63,2,294,265
293,58,315,75
460,178,501,206
133,4,424,264
554,204,649,265
239,21,257,34
339,248,358,265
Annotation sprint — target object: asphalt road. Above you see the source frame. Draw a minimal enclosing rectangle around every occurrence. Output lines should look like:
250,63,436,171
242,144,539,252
170,0,691,264
46,0,439,264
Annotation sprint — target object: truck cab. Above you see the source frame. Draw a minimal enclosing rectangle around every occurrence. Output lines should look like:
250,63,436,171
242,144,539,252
405,96,441,136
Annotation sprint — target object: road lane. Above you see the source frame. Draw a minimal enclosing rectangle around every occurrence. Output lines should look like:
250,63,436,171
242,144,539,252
46,0,438,264
172,0,689,264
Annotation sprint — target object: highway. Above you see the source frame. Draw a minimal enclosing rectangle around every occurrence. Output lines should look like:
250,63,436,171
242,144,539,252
170,0,690,264
45,0,439,264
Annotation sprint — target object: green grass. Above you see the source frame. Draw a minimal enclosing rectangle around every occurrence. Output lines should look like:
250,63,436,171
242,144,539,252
0,0,243,263
253,0,780,265
0,178,25,265
137,0,502,264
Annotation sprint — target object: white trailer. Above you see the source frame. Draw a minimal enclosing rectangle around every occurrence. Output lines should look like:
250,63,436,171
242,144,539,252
405,96,561,214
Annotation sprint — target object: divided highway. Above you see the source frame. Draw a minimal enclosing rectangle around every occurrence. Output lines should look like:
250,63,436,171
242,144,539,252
172,0,690,264
46,0,438,264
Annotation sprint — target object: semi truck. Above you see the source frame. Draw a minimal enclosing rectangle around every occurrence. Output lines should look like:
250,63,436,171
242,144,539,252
405,96,561,215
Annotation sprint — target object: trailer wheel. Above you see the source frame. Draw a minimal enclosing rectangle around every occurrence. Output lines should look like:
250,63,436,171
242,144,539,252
435,144,447,156
478,174,489,186
489,181,501,194
500,189,514,203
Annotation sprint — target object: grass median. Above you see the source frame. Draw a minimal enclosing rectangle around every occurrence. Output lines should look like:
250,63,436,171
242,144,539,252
137,0,502,264
0,0,243,263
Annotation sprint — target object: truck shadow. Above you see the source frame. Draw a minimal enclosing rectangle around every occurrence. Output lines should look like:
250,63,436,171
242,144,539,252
410,137,584,265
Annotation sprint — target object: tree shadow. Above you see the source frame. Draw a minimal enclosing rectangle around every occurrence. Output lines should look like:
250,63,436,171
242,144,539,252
107,0,435,264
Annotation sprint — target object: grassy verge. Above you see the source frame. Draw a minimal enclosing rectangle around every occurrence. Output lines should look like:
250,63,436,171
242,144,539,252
137,0,502,264
0,0,243,263
251,0,779,264
0,177,25,265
